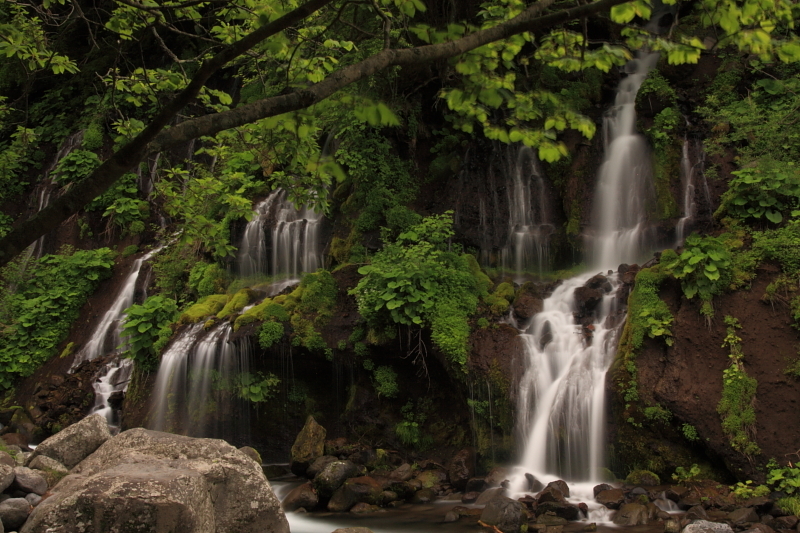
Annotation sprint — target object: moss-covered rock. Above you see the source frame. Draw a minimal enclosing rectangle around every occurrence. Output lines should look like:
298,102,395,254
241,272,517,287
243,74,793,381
179,295,228,324
217,289,256,320
625,469,660,486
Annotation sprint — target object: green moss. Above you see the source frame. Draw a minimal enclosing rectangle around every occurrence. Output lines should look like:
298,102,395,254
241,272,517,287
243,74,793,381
484,282,515,316
217,289,254,319
652,140,681,220
464,253,493,294
625,469,660,486
179,295,228,324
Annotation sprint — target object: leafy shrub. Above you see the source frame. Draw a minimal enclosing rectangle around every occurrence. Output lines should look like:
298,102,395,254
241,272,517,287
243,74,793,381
188,262,229,298
258,321,284,349
682,423,699,442
718,159,800,224
484,282,514,315
53,149,100,185
625,469,660,486
730,480,771,499
672,464,701,484
121,295,178,372
236,371,280,403
122,245,139,257
0,248,115,387
372,366,399,398
767,460,800,495
661,234,732,304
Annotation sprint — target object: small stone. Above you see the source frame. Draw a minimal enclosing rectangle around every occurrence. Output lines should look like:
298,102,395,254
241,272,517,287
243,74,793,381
665,518,681,533
443,511,459,523
0,497,31,530
728,507,760,525
582,523,597,532
593,484,613,497
682,520,735,533
350,502,379,513
687,505,709,521
12,466,49,495
26,492,42,506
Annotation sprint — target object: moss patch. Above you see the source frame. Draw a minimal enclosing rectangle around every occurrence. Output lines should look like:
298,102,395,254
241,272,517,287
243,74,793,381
179,294,228,324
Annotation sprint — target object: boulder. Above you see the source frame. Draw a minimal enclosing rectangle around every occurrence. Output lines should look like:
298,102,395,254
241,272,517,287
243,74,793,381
20,428,289,533
1,434,28,450
536,512,568,525
665,518,681,533
389,463,413,482
25,493,42,507
596,489,625,509
625,470,660,487
332,528,374,533
0,452,15,468
613,503,650,526
328,477,382,512
536,502,581,521
525,473,544,493
0,497,30,530
574,287,603,317
447,449,474,491
545,480,570,498
290,416,326,477
282,482,318,512
27,455,68,475
485,467,508,487
262,464,289,479
682,520,735,533
476,487,507,505
350,503,380,513
728,507,760,525
313,461,359,498
480,496,527,533
238,446,262,465
307,455,338,479
12,467,48,495
27,413,111,469
0,465,14,493
538,486,567,504
593,483,613,497
687,505,710,521
512,282,544,321
415,469,447,489
774,516,799,529
466,477,487,493
411,488,437,504
379,491,398,506
462,492,480,504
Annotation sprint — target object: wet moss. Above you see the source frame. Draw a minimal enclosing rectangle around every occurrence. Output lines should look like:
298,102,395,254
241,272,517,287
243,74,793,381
652,139,681,220
217,289,255,319
180,294,228,324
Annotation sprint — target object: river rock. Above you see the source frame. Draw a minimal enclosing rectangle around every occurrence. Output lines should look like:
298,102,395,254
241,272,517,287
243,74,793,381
12,467,48,495
545,480,570,498
27,455,68,476
307,455,338,478
512,282,544,321
25,493,42,507
447,449,474,491
291,416,327,477
536,501,581,521
332,528,374,533
485,467,508,487
389,463,413,482
593,483,613,497
536,512,568,525
412,488,437,504
314,460,359,498
415,469,447,489
525,473,544,493
0,497,30,530
462,492,480,503
328,476,382,512
538,486,567,504
480,496,527,533
476,487,506,505
466,477,487,493
665,518,682,533
613,503,650,526
20,428,289,533
0,465,14,493
775,516,799,529
687,505,710,521
0,452,15,468
728,507,761,525
682,520,736,533
596,489,625,509
282,482,318,512
238,446,262,465
27,413,111,470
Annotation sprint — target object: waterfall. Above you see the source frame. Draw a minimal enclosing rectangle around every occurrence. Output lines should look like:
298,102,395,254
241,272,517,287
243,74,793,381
501,147,555,279
73,246,162,368
514,52,659,494
88,357,134,432
592,53,660,270
236,189,323,279
148,322,252,444
675,136,709,245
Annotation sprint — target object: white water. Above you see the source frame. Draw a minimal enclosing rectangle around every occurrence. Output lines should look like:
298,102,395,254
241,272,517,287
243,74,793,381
89,357,134,432
513,53,659,509
675,136,709,245
501,147,555,279
236,189,323,279
592,52,660,270
73,246,162,368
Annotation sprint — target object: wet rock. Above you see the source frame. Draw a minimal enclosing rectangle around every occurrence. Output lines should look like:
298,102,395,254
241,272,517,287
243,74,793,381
774,517,799,529
12,467,48,495
415,469,448,489
347,449,377,468
596,489,625,509
578,502,589,517
613,503,650,526
447,449,474,491
573,286,603,317
0,497,31,530
379,491,398,506
526,473,544,493
27,413,111,470
328,476,382,512
389,463,413,482
583,523,598,532
476,487,506,505
307,455,338,478
387,481,414,500
536,512,568,525
512,282,544,322
485,467,508,487
687,505,710,521
332,528,374,533
444,511,459,522
679,492,706,510
23,428,288,533
536,502,581,521
263,464,289,479
593,484,613,497
466,477,487,493
314,461,359,498
238,446,262,465
291,416,327,477
282,482,319,512
0,452,15,468
545,480,570,498
0,465,14,493
682,520,736,533
480,496,527,533
462,492,480,503
25,493,42,507
350,503,380,513
728,507,760,525
412,488,437,504
538,486,567,504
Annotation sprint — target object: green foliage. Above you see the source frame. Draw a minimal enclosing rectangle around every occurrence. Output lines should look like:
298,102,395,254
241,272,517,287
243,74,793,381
717,316,761,457
776,496,800,516
646,107,681,149
766,460,800,495
236,371,280,403
372,366,398,398
179,295,228,324
661,234,733,303
0,103,36,203
121,295,178,372
643,404,672,424
258,321,285,349
188,263,229,299
121,245,139,257
0,3,78,75
53,150,100,185
217,289,253,319
352,212,486,366
477,317,490,329
625,469,660,486
394,399,432,449
672,464,701,484
730,480,771,499
484,282,514,315
150,244,196,302
682,423,700,442
718,159,800,224
626,265,674,350
0,247,115,388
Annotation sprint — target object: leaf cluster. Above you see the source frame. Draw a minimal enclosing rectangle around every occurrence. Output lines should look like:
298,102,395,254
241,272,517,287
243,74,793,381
121,295,179,372
661,234,733,302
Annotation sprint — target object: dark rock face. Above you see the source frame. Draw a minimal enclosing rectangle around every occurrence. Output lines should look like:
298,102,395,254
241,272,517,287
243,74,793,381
596,489,625,509
290,416,326,477
544,480,570,498
512,283,545,322
613,503,650,526
313,461,359,498
447,449,474,491
21,428,289,533
282,482,318,513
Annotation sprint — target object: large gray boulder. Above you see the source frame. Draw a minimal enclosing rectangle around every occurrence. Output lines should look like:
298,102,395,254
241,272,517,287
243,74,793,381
290,416,326,477
0,498,30,530
613,503,651,526
313,460,358,498
20,428,289,533
27,413,111,469
480,496,527,533
12,467,48,495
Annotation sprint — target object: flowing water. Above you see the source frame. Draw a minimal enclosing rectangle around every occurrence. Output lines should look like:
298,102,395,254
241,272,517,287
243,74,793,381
501,147,555,279
675,136,710,245
89,357,134,432
512,53,660,507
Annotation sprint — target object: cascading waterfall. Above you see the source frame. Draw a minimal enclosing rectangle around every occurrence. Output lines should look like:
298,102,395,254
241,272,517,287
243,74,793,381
675,136,710,245
89,357,134,431
501,147,555,279
513,52,660,498
236,189,323,279
592,52,660,270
